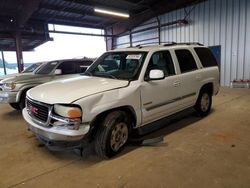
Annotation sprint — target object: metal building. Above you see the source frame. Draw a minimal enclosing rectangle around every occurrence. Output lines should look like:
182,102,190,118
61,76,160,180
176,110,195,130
114,0,250,87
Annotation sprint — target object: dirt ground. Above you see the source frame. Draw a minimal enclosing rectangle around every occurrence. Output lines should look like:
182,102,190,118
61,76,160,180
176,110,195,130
0,87,249,188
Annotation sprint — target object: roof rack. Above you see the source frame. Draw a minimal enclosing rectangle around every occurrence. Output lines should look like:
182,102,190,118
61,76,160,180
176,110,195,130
129,42,204,49
133,41,176,49
163,42,177,46
162,42,204,46
135,44,143,49
174,42,204,46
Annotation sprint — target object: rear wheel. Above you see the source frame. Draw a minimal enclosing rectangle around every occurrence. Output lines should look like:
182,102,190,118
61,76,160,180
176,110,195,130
94,111,130,159
194,89,212,116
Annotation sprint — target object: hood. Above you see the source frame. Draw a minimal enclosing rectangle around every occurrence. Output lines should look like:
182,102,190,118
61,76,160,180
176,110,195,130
0,73,31,81
27,76,129,104
1,73,53,84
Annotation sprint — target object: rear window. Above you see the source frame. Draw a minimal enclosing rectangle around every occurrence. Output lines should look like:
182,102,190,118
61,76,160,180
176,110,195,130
175,49,197,73
194,47,218,67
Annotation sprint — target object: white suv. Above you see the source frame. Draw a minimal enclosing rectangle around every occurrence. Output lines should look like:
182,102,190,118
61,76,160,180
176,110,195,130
22,43,219,158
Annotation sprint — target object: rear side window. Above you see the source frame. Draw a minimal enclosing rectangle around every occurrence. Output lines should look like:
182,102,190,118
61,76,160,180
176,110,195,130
194,47,218,67
175,50,197,73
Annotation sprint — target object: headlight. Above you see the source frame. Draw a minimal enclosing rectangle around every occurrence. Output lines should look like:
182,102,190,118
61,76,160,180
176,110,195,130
3,82,16,90
54,104,82,119
52,104,82,130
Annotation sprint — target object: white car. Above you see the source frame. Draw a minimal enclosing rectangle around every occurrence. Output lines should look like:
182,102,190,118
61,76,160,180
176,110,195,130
23,43,219,158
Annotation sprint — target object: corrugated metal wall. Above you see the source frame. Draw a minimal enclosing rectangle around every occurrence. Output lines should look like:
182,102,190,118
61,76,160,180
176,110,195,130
114,0,250,86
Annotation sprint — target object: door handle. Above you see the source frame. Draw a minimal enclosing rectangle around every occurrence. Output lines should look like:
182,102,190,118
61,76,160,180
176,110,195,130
173,80,181,87
196,74,201,80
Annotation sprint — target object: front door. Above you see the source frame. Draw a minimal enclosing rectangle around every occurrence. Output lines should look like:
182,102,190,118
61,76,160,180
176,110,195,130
140,50,181,125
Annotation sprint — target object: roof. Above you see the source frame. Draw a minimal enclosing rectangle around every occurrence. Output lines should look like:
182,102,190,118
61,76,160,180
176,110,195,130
0,0,205,51
49,57,94,63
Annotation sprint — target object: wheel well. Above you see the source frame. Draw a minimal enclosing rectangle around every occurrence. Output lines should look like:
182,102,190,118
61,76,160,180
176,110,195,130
200,83,213,95
18,88,32,102
88,106,137,141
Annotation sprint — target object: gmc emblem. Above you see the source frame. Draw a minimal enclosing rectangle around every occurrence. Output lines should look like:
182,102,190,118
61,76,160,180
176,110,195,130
29,105,38,114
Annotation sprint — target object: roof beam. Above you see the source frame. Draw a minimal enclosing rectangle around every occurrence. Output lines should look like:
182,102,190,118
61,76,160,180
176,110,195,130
39,3,87,17
42,1,127,21
17,0,42,27
65,0,136,10
0,33,52,41
39,3,117,22
33,14,102,27
48,29,112,37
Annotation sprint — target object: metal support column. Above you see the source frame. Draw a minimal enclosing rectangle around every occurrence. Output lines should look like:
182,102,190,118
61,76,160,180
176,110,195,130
15,31,24,72
105,27,114,51
1,51,7,75
156,16,161,44
129,30,132,47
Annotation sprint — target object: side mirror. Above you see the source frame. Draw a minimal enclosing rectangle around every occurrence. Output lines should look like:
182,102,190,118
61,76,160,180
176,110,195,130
148,69,165,80
54,69,62,75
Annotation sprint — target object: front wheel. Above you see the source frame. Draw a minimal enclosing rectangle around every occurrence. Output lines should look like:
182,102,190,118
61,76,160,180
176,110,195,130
9,103,21,110
9,92,26,110
194,89,212,117
94,111,130,159
19,94,26,110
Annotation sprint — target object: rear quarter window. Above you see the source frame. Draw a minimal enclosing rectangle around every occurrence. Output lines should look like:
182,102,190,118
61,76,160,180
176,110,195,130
194,47,218,67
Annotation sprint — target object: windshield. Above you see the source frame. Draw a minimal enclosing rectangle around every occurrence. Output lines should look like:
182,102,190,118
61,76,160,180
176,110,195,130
35,61,59,74
85,51,147,80
22,63,42,73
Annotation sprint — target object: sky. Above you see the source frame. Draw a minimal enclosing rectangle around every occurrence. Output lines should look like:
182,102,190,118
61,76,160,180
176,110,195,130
2,25,106,64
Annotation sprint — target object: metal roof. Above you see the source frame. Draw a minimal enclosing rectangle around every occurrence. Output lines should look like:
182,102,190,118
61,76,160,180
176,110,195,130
0,0,204,51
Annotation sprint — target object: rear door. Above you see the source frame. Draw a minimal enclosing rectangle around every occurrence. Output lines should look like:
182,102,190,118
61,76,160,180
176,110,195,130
173,49,201,108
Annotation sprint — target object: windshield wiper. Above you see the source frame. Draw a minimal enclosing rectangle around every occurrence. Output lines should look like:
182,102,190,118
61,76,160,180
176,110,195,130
107,74,118,79
92,73,118,79
81,72,92,76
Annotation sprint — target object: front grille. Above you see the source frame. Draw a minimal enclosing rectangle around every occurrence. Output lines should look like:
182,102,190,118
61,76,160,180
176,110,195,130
26,97,50,124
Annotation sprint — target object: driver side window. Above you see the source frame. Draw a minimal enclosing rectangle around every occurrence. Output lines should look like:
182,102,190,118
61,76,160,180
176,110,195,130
57,61,76,74
145,51,176,78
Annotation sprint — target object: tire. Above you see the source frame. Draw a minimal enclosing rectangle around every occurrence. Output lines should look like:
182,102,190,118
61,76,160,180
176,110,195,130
9,91,26,110
94,111,130,159
19,94,26,110
9,103,21,110
194,89,212,117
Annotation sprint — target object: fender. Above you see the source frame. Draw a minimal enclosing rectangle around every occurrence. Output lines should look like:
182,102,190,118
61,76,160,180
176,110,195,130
16,83,43,102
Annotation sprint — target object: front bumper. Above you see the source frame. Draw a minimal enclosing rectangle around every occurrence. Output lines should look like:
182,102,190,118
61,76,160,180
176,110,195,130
0,90,18,103
22,108,90,142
